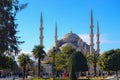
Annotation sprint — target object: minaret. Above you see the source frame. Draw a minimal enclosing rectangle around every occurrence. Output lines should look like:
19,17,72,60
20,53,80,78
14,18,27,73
96,21,100,54
90,9,94,54
55,22,58,47
40,12,43,46
70,27,72,33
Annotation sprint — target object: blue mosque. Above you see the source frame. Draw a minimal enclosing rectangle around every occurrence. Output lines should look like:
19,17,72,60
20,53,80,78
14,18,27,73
39,9,100,74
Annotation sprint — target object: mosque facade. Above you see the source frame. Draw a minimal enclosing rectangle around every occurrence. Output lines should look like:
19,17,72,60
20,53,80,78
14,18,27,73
55,32,91,54
52,9,100,54
39,9,100,74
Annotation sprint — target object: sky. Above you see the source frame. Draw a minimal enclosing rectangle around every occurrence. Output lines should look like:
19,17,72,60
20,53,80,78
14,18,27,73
16,0,120,54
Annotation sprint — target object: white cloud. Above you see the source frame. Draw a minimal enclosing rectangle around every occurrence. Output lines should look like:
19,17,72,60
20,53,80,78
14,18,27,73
15,51,35,62
16,51,33,58
78,34,108,44
78,34,90,44
78,34,120,45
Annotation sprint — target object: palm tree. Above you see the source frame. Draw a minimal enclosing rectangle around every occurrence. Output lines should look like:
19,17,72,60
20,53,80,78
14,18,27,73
32,45,46,78
88,52,99,77
18,53,31,80
26,59,34,76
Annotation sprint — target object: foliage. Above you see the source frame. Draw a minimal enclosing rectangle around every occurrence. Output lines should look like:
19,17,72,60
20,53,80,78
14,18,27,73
48,45,88,74
0,0,28,54
87,52,100,76
68,51,88,79
58,45,76,71
48,52,69,71
0,54,15,69
98,49,120,71
18,53,30,67
48,45,88,79
32,45,46,60
32,45,46,78
88,53,99,64
98,49,120,80
48,45,75,72
70,51,88,72
18,53,31,80
61,45,76,55
55,53,69,71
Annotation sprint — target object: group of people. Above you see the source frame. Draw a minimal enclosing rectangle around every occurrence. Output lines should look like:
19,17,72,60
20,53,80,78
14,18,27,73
40,71,69,78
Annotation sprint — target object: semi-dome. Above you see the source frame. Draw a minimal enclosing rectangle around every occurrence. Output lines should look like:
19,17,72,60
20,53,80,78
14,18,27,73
62,33,80,42
59,43,76,51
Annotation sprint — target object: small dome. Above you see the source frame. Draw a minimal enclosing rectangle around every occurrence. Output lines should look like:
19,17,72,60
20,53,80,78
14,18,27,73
62,33,80,42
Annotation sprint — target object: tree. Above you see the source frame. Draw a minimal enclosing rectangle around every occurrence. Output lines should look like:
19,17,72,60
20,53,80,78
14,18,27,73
0,54,17,71
69,51,88,79
55,53,69,71
48,45,76,72
11,61,19,74
18,53,31,80
0,0,28,54
61,45,76,71
98,49,120,80
32,45,46,78
88,52,99,77
70,64,77,80
62,45,75,55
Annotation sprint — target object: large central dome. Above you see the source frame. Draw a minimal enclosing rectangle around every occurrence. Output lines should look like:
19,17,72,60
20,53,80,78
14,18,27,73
62,33,80,42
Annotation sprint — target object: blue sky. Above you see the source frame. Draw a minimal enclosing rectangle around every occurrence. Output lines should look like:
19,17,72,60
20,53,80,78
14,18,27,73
16,0,120,54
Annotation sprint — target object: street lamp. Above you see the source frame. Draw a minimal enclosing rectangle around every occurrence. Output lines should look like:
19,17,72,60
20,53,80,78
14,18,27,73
53,47,56,80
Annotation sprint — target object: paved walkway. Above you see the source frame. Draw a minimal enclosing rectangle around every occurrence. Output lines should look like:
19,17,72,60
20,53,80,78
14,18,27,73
0,77,21,80
0,77,33,80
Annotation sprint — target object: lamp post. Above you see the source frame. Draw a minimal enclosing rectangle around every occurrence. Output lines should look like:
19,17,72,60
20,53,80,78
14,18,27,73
53,47,56,80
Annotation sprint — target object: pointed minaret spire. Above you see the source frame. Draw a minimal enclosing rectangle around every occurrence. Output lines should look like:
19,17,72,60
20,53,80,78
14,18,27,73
55,22,58,47
90,9,93,25
70,27,72,33
40,12,44,46
90,9,94,54
96,21,100,54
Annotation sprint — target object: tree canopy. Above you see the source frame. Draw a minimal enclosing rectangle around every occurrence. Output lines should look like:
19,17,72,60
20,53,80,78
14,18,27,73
32,45,46,60
18,53,31,80
98,49,120,71
70,51,88,72
18,53,31,68
0,54,15,69
98,49,120,80
48,45,76,71
32,45,46,78
87,52,100,76
0,0,27,54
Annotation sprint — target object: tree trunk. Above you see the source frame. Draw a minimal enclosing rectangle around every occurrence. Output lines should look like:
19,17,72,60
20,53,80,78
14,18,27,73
76,72,79,79
94,63,97,77
23,65,26,80
70,65,77,80
38,57,41,78
116,71,119,80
